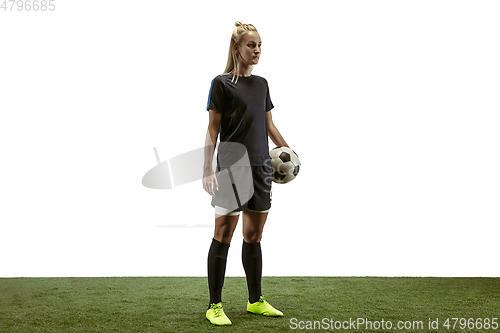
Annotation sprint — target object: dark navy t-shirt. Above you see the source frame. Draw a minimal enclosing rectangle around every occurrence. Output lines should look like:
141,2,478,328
206,73,274,167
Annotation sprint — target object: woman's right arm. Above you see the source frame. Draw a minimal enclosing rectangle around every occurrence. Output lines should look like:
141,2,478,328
203,110,221,196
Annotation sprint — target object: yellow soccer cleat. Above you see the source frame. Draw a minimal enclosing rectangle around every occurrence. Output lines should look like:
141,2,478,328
247,296,284,317
206,302,232,325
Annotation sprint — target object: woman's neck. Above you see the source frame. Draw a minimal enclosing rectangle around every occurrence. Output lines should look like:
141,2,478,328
232,64,253,77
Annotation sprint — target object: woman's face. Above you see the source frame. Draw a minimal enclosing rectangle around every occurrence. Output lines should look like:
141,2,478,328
235,31,262,66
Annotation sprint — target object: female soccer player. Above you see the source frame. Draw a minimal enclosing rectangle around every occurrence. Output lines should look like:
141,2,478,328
202,21,290,326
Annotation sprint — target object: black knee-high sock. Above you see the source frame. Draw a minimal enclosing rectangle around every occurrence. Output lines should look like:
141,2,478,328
207,238,230,306
242,240,262,303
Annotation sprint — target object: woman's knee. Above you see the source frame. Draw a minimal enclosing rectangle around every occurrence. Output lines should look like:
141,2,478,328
214,227,235,244
214,215,239,244
243,227,263,243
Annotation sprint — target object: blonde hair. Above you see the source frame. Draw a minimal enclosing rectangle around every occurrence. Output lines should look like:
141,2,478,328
222,21,259,84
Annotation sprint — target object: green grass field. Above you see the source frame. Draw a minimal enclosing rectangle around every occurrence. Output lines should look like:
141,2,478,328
1,277,499,332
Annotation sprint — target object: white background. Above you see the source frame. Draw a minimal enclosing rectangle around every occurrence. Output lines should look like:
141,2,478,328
1,0,499,277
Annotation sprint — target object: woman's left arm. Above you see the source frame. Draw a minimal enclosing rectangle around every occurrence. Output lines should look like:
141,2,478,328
267,111,289,148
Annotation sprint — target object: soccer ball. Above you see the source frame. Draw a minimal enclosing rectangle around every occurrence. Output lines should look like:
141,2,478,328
269,147,301,184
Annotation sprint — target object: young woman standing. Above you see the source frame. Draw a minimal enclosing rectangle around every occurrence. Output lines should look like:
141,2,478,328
202,21,290,326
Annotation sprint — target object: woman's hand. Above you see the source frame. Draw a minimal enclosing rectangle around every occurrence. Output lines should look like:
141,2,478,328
203,169,219,197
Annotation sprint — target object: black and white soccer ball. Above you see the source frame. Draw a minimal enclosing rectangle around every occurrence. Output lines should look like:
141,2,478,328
269,147,301,184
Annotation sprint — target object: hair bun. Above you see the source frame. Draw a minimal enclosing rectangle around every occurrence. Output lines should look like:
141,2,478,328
235,21,245,27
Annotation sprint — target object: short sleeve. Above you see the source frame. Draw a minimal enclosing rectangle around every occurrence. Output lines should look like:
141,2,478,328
206,76,225,114
265,80,274,112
